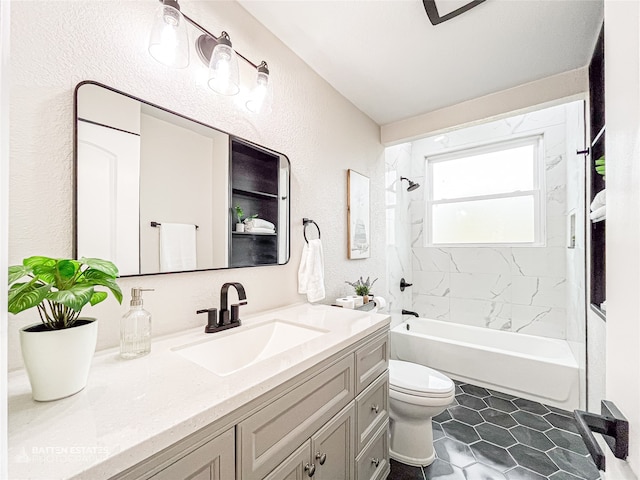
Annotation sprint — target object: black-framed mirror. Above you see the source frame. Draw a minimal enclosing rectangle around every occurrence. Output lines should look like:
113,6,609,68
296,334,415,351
74,81,290,276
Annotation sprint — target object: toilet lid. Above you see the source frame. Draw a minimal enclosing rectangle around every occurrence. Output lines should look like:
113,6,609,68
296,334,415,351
389,360,455,398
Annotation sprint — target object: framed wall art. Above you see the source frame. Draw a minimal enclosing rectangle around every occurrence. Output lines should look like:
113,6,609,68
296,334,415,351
347,169,370,259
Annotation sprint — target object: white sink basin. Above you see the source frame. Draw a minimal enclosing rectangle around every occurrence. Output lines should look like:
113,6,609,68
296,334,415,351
173,320,328,376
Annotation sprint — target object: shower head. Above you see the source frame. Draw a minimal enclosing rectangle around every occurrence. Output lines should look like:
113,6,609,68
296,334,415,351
400,176,421,192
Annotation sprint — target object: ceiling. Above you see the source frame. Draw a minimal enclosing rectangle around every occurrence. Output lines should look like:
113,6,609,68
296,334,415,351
237,0,604,126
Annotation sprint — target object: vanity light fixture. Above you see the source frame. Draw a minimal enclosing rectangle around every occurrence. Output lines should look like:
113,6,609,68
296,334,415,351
148,0,271,105
148,0,190,68
206,31,240,96
246,61,272,114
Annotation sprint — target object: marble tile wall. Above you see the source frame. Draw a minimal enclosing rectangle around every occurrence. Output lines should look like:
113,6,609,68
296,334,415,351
385,143,413,329
564,101,587,408
405,104,580,340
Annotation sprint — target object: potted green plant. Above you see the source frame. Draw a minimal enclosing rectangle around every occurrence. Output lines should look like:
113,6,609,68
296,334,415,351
233,205,246,232
8,256,122,401
345,276,378,304
233,205,258,233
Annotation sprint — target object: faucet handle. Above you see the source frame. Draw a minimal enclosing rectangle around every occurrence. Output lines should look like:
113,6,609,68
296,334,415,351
230,304,242,324
197,308,219,333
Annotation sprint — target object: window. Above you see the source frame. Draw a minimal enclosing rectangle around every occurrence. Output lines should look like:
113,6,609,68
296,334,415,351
426,136,544,246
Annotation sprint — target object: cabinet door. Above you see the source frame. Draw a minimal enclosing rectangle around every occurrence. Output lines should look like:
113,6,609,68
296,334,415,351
151,428,235,480
238,355,354,480
311,404,355,480
263,442,311,480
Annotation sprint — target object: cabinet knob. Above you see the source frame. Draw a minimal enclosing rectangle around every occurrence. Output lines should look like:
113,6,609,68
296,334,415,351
304,463,316,477
315,452,327,465
371,458,380,468
371,404,380,414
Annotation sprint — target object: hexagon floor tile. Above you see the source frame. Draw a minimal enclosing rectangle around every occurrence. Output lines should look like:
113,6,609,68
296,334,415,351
386,381,600,480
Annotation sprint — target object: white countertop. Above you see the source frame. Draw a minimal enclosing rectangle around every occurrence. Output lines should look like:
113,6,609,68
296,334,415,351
8,303,390,480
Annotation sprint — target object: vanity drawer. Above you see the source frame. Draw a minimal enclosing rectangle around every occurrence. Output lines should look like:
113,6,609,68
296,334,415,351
356,371,389,454
355,333,389,395
355,421,389,480
238,355,355,480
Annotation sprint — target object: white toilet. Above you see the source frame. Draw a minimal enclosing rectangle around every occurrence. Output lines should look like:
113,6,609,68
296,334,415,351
388,359,455,466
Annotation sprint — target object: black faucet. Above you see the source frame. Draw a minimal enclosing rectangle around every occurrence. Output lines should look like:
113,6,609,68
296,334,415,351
402,309,419,317
219,282,247,326
197,282,247,334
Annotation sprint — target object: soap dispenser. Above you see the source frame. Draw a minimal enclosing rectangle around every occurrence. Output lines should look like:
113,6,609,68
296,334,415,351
120,287,154,359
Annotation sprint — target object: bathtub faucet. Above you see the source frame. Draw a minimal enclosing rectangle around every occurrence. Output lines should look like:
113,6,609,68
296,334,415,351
402,309,419,317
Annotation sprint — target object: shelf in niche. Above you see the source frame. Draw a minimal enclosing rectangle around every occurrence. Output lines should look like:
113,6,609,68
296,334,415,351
232,231,276,236
233,188,278,199
590,303,607,321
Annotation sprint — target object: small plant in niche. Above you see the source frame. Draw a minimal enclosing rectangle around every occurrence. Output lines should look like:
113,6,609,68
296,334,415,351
8,256,122,330
595,155,605,178
346,276,378,297
234,205,245,224
233,205,258,232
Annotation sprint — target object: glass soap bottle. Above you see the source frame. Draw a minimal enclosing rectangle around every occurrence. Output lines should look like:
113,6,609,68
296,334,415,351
120,287,154,359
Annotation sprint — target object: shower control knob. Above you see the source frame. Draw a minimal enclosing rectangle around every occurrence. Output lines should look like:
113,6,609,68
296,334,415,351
400,278,413,292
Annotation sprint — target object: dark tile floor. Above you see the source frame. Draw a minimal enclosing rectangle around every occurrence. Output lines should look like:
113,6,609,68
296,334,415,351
387,380,600,480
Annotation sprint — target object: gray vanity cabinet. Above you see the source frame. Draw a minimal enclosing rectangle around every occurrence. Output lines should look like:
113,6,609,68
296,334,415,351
149,428,235,480
237,355,355,480
110,329,389,480
263,405,355,480
311,404,355,480
262,443,309,480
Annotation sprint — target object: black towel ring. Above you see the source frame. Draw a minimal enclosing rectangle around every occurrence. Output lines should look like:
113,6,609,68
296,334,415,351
303,218,321,243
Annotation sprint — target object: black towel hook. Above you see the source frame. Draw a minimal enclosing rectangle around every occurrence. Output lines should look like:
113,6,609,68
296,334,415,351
303,218,321,243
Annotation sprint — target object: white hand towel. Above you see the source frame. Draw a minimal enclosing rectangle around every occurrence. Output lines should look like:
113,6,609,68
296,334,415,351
590,189,606,211
590,205,606,222
245,218,276,230
159,223,197,272
298,239,325,303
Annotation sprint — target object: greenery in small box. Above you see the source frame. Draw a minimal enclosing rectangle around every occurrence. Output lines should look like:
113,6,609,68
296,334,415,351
8,256,122,330
233,205,258,224
345,276,378,297
595,155,605,177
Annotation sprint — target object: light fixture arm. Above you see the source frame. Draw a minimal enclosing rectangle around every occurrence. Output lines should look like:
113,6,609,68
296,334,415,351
158,0,261,69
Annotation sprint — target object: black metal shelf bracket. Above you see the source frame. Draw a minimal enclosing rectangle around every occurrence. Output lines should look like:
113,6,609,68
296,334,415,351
574,400,629,471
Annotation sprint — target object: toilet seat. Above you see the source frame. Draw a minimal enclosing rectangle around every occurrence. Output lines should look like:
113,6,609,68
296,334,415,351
389,359,455,398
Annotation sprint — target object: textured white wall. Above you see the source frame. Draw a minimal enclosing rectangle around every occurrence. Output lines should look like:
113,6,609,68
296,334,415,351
8,0,384,369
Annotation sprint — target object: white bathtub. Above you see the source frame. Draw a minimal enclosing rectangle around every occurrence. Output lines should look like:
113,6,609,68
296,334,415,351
390,318,580,410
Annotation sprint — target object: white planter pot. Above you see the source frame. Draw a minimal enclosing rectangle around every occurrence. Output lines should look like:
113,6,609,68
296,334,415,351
236,223,245,233
19,318,98,401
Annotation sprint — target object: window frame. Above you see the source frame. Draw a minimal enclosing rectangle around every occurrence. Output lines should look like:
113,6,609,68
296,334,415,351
425,135,546,247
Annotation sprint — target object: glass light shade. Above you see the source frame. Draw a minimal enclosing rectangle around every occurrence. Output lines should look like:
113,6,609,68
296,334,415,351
246,70,272,114
148,3,190,69
207,40,240,96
